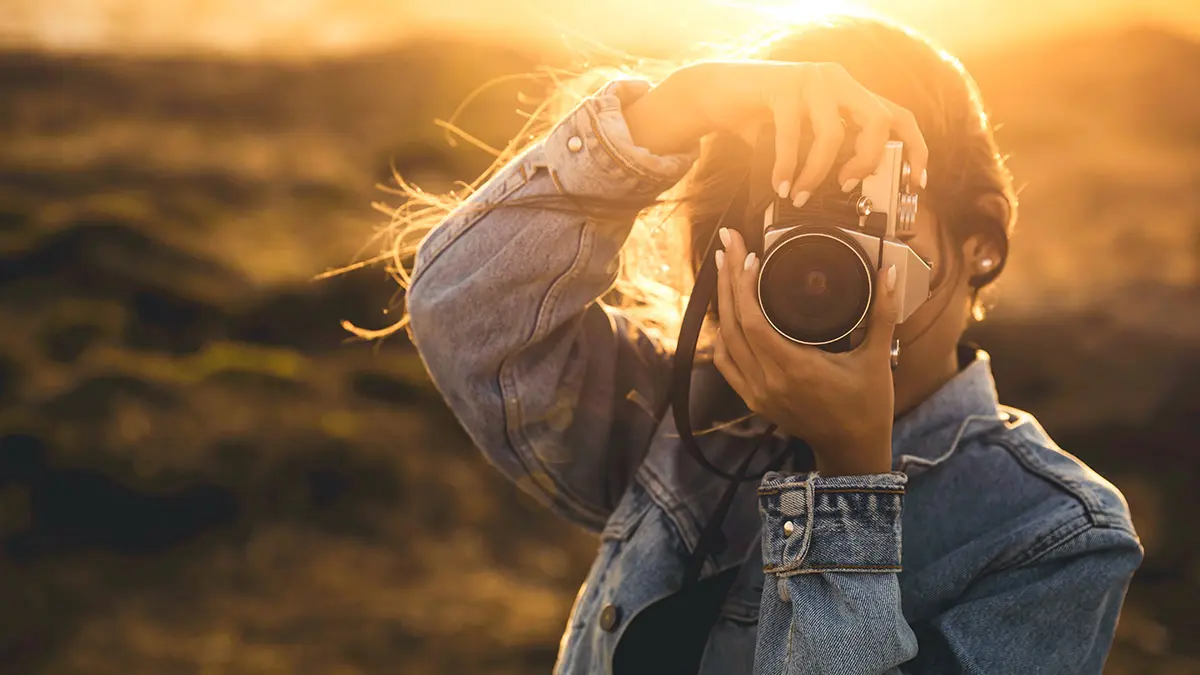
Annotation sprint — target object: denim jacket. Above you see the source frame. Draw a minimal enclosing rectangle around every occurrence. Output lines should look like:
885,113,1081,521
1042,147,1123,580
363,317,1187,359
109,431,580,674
404,79,1143,674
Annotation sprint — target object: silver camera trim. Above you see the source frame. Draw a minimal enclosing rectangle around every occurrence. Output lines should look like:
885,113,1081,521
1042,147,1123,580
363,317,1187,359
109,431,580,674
757,141,932,345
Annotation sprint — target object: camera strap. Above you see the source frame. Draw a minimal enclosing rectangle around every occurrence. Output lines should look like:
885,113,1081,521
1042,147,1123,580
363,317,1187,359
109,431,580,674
660,126,815,588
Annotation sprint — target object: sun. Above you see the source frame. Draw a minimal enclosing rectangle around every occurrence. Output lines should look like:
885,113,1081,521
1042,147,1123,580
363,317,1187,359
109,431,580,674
713,0,879,25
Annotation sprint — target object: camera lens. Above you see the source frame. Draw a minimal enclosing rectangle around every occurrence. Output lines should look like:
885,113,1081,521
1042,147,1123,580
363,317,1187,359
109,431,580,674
758,230,872,345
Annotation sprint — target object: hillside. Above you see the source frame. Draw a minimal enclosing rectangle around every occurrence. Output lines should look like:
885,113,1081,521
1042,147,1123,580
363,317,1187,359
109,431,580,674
0,27,1196,674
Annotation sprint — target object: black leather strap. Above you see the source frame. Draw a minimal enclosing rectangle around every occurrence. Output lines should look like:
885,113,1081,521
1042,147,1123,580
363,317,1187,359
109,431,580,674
661,124,817,588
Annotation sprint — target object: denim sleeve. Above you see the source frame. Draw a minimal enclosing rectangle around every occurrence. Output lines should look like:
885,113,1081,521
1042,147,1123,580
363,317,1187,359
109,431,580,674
755,471,918,675
753,471,1143,674
404,79,699,532
903,524,1142,673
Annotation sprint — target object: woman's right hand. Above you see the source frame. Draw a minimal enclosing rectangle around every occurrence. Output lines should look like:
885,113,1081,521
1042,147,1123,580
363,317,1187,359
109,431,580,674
624,60,929,204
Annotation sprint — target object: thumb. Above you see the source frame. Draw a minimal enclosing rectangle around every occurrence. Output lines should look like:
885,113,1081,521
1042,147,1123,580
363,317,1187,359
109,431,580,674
862,264,899,356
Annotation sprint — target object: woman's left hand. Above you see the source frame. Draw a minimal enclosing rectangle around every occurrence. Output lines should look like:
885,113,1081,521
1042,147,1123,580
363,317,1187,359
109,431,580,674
712,227,899,477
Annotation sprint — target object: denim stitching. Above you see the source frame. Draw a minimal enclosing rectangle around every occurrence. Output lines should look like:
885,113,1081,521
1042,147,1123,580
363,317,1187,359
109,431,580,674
637,460,705,554
896,413,1006,473
996,511,1092,573
548,165,567,196
499,367,607,529
780,481,815,571
994,437,1104,525
532,221,594,339
497,218,609,528
408,167,530,291
782,605,797,675
814,488,905,495
584,101,659,185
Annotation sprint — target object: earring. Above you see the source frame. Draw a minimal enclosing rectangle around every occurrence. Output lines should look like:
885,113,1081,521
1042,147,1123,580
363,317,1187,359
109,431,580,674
978,258,995,272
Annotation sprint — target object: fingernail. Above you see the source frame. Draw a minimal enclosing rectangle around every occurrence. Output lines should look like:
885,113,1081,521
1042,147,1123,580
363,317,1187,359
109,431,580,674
885,265,897,293
744,252,757,272
792,191,810,208
841,178,859,193
715,249,725,270
920,169,928,189
719,227,731,248
777,181,790,200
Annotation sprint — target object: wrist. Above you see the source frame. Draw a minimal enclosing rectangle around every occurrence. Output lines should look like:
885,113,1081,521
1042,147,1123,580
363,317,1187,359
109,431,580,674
813,440,892,477
624,65,714,155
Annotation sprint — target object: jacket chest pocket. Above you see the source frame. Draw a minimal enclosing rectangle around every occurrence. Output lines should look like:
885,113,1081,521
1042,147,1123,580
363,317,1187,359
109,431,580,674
563,479,654,639
600,477,655,542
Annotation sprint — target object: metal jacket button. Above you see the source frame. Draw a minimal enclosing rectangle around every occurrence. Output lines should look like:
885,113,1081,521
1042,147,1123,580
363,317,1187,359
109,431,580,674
567,135,584,152
599,603,620,632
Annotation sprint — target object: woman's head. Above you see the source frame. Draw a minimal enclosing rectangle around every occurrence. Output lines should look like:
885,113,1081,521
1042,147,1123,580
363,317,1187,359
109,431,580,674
678,15,1017,399
368,13,1016,387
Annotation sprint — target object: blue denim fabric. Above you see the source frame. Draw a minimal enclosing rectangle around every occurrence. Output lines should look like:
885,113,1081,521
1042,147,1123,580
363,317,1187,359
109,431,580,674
405,79,1143,674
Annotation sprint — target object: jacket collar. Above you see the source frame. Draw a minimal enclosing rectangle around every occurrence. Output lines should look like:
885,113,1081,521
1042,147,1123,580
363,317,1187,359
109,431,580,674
891,344,1010,472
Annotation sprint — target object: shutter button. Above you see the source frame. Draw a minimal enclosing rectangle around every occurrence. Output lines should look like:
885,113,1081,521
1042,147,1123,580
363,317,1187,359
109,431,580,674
567,135,584,152
599,603,620,632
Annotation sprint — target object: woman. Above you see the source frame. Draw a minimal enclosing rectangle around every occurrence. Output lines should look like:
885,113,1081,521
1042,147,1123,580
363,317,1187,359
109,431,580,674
394,13,1142,674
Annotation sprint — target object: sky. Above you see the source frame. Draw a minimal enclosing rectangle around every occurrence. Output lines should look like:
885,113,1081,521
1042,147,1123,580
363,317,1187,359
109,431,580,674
1,0,1197,59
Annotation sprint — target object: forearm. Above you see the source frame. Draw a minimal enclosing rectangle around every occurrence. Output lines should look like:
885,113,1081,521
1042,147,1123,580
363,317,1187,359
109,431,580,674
406,79,697,528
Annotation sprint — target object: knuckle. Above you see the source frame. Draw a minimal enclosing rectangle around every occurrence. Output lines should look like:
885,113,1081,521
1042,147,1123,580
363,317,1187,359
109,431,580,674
820,61,849,80
741,390,759,411
795,63,819,90
772,89,801,113
828,123,846,145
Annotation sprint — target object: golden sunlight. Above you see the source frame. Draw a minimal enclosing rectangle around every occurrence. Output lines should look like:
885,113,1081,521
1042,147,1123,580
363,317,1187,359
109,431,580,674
1,0,1198,58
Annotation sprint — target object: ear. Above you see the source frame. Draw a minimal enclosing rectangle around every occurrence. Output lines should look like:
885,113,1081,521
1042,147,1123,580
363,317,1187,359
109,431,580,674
961,233,1003,275
960,193,1009,276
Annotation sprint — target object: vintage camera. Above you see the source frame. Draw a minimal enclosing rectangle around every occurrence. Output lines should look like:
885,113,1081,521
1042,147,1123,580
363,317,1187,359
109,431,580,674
756,141,931,356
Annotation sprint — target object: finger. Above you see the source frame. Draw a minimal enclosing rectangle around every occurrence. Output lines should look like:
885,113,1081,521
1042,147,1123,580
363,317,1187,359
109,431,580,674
791,73,844,201
716,229,765,383
732,243,785,370
726,228,747,323
861,264,899,358
713,327,753,399
836,88,892,188
875,95,929,190
769,90,804,199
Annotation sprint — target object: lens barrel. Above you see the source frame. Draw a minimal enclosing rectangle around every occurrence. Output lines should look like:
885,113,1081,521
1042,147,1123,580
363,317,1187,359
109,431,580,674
757,226,873,347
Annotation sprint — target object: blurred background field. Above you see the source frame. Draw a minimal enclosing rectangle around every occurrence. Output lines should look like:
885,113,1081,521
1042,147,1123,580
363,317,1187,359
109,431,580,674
0,1,1197,673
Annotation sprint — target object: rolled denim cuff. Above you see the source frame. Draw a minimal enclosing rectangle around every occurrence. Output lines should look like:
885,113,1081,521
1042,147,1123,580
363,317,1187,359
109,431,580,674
543,78,700,201
759,471,906,576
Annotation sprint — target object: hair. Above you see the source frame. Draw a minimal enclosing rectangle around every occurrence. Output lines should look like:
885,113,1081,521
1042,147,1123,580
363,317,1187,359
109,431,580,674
347,12,1017,361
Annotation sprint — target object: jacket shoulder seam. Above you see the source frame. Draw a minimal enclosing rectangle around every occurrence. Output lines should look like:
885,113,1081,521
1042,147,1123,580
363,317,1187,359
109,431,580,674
992,436,1113,527
998,516,1140,577
994,511,1093,573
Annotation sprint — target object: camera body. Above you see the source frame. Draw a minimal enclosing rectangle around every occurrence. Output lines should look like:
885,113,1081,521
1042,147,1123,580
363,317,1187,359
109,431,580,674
756,141,931,352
